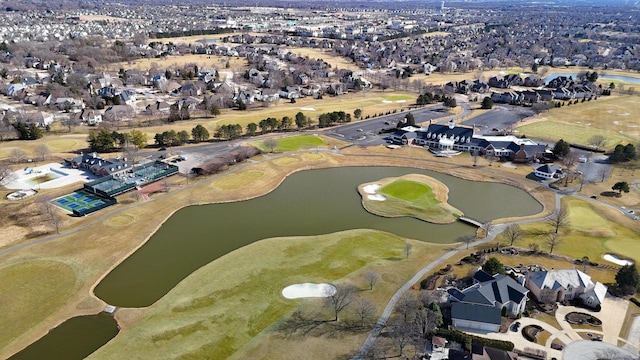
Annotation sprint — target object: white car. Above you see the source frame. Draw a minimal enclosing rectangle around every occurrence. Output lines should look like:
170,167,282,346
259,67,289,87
579,157,588,163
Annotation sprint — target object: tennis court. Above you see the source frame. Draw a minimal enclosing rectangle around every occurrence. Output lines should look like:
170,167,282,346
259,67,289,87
53,191,114,214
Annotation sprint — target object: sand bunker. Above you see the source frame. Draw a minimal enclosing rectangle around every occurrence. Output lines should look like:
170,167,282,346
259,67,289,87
362,184,386,201
603,254,634,266
282,283,336,299
300,107,316,111
363,184,381,194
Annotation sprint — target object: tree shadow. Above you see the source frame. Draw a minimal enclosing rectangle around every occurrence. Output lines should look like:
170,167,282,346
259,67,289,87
600,191,620,197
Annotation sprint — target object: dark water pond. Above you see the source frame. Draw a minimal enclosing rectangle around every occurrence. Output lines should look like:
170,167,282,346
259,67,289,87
95,166,542,307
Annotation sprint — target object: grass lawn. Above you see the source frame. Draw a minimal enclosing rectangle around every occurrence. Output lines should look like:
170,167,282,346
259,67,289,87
88,230,452,360
517,197,640,270
360,174,463,224
0,260,77,350
252,134,326,153
516,95,640,146
109,54,249,72
383,94,414,101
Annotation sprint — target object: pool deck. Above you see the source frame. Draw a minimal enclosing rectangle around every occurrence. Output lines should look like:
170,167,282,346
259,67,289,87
3,163,98,190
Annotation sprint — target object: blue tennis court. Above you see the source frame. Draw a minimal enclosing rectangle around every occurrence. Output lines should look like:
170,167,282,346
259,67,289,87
52,191,112,213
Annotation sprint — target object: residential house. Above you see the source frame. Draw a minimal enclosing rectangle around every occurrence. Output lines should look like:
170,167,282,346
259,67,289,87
491,91,522,105
448,270,529,331
178,83,202,97
279,86,302,99
53,97,85,112
488,75,522,89
471,344,519,360
524,76,545,87
471,80,490,93
525,269,608,308
450,302,502,332
534,164,562,179
76,109,102,126
144,101,171,116
389,126,420,145
256,88,280,103
24,111,54,127
119,90,137,106
103,105,135,122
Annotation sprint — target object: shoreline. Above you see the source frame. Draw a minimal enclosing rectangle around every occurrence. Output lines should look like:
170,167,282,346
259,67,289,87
0,150,553,358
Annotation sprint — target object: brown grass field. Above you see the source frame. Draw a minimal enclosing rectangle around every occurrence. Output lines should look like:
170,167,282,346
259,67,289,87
516,94,640,146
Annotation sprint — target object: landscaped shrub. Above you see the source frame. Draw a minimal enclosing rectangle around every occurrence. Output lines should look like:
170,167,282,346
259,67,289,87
436,329,515,351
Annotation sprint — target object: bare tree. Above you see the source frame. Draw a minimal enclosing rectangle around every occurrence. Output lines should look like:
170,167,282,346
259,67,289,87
412,308,439,352
502,224,523,246
129,190,143,202
324,284,358,322
9,148,28,163
404,242,413,259
599,167,608,183
529,242,540,253
482,220,494,236
581,256,590,273
395,293,418,324
458,234,475,249
354,298,376,327
546,207,569,234
34,144,50,162
47,211,63,234
364,270,380,291
389,319,413,358
361,339,387,360
263,138,278,153
545,232,562,254
587,135,607,151
0,162,16,184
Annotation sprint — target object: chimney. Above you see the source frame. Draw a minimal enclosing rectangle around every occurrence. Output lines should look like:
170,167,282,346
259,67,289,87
448,120,455,129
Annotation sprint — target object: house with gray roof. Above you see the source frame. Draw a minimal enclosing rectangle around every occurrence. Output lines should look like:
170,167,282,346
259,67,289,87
525,269,607,308
534,164,562,179
448,270,529,332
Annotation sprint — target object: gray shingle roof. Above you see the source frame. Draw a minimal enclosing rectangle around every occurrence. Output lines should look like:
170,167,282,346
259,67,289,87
451,302,501,325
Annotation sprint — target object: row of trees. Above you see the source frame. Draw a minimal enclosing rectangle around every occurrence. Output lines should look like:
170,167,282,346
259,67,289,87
318,111,352,128
154,124,211,147
88,129,147,152
415,90,457,108
610,144,637,163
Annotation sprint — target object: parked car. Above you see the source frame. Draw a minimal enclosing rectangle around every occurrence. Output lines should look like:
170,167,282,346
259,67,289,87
511,321,521,332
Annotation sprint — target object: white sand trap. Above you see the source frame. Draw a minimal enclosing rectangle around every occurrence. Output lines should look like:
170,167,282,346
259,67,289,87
395,100,406,103
613,120,620,125
382,100,392,103
607,110,614,114
604,254,634,266
300,107,316,111
363,183,381,194
282,283,336,299
618,112,631,116
368,194,387,201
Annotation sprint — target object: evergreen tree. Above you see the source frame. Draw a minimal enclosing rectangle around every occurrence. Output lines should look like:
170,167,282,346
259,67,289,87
552,139,571,158
481,97,494,109
482,257,506,275
616,264,639,295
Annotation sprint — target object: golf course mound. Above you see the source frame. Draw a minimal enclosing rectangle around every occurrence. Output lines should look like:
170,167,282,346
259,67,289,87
358,174,463,224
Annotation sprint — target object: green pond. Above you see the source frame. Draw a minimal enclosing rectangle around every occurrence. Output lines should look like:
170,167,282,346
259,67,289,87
8,313,118,360
95,166,542,307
